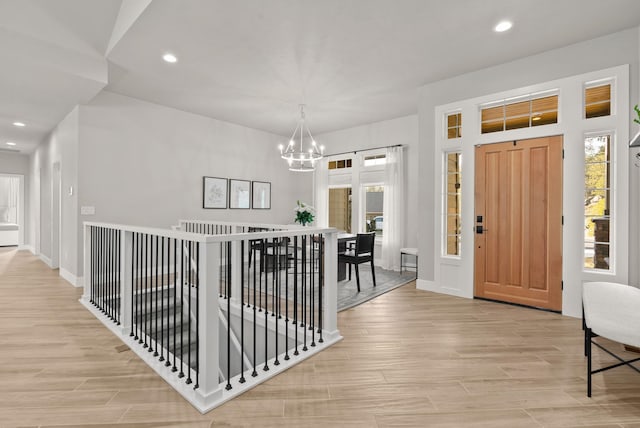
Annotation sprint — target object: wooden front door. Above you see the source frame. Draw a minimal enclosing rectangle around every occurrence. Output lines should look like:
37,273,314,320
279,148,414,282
474,136,563,311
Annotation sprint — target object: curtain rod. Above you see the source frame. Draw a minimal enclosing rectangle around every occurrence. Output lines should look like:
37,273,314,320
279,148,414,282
323,144,404,158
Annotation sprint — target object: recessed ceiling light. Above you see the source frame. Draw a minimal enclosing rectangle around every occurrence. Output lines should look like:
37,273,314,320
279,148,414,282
13,121,25,127
162,53,177,63
494,21,513,33
6,142,16,146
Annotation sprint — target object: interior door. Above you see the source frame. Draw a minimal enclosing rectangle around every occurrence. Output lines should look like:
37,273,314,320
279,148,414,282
474,136,563,311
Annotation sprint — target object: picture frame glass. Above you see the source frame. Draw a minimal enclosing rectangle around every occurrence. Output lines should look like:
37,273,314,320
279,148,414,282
203,177,228,209
252,181,271,209
230,179,250,209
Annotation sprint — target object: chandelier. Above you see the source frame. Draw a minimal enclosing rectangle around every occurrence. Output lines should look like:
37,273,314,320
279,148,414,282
279,105,324,172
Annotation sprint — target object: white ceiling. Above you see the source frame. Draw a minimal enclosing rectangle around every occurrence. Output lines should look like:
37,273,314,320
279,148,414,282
2,0,640,153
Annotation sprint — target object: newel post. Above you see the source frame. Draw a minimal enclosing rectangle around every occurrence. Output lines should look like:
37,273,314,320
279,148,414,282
82,223,91,303
323,231,339,339
195,237,222,406
120,230,133,335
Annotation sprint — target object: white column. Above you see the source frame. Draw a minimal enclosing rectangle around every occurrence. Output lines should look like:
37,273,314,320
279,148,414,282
120,230,133,335
195,239,222,406
82,223,91,302
323,231,339,339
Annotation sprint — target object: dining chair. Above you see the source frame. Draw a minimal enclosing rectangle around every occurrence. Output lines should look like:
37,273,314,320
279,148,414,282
583,281,640,397
338,232,376,292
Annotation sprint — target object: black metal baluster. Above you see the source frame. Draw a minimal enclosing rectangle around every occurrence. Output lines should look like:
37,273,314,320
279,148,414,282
130,232,136,337
117,230,121,325
252,239,257,378
302,235,308,352
194,241,199,389
272,237,276,317
228,242,232,300
179,239,185,378
319,234,324,343
152,235,158,356
225,243,232,390
110,229,114,321
239,240,246,383
136,233,141,342
311,234,316,348
274,238,280,366
259,239,264,312
293,235,299,356
186,240,193,385
159,236,165,362
263,241,269,373
90,227,94,305
144,234,149,348
172,238,177,371
284,235,290,361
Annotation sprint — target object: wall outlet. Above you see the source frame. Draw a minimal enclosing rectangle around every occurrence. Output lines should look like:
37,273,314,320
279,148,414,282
80,206,95,215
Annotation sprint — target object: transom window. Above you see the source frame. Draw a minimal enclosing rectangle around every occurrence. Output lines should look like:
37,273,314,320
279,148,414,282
447,112,462,139
585,83,611,119
363,154,386,167
480,92,558,134
584,134,612,271
328,158,352,170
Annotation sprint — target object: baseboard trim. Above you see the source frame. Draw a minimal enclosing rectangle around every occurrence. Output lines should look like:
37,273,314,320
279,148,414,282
416,279,470,299
60,268,82,288
40,254,52,268
18,244,34,253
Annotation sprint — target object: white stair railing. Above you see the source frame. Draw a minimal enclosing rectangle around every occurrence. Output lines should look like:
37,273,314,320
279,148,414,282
81,221,341,413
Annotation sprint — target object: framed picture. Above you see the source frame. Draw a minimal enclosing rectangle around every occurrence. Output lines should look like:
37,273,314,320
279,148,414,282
203,176,228,209
252,181,271,209
229,179,250,209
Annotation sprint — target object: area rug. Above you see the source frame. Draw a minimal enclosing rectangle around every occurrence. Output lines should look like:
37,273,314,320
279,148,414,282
338,265,416,311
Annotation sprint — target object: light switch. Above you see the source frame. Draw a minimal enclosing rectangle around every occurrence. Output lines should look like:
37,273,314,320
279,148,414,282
81,206,95,215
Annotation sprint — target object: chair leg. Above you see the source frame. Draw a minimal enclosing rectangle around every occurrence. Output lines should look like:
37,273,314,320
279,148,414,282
355,263,361,292
587,327,592,397
348,263,352,281
400,253,403,274
370,260,376,287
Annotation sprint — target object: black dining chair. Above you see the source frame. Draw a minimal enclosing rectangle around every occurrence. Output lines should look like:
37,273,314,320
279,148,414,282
338,232,376,292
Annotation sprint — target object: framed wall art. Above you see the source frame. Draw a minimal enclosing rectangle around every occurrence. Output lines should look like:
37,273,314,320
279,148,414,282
252,181,271,209
203,176,228,209
229,179,250,209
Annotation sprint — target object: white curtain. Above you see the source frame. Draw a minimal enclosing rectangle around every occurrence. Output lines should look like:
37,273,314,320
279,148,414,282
381,146,405,271
314,158,329,227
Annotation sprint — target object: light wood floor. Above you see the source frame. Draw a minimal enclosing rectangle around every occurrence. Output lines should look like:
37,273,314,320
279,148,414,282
1,248,640,427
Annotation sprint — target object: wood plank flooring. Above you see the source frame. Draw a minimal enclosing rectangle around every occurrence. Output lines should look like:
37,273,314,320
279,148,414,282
1,247,640,427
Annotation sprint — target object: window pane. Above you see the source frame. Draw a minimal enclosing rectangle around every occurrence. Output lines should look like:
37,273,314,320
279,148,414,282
505,100,530,118
585,84,611,119
505,115,530,130
329,188,351,233
531,95,558,113
446,113,462,139
531,110,558,126
444,152,461,256
584,134,612,270
365,185,384,237
481,120,504,134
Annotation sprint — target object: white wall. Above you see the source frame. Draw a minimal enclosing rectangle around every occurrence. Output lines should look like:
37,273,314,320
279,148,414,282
29,107,79,280
76,91,312,277
317,114,419,249
417,27,640,288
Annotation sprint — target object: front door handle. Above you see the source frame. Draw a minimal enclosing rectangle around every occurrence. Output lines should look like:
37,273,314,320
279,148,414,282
476,225,488,234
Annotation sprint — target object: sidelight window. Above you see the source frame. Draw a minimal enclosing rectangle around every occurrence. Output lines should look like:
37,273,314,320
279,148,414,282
584,134,612,271
444,152,462,256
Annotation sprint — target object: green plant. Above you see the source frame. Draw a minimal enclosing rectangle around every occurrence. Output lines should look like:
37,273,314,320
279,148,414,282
634,104,640,125
294,200,315,226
